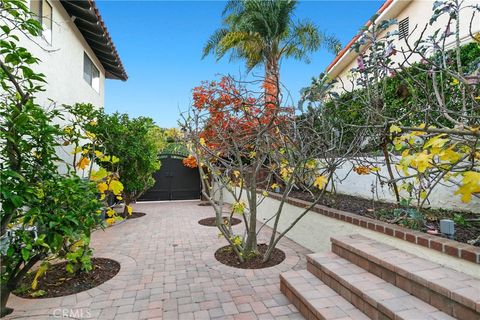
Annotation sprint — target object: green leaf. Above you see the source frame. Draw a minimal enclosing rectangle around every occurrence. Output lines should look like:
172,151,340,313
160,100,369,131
21,247,30,261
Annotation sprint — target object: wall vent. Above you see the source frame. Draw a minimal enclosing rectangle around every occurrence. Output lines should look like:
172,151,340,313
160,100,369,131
399,17,409,40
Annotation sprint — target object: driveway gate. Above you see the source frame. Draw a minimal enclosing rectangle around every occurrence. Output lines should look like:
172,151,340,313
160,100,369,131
139,154,201,201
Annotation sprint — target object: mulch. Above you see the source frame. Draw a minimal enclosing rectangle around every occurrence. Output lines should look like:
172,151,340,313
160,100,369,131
198,216,242,227
288,190,480,246
126,211,146,219
15,258,120,299
215,244,285,269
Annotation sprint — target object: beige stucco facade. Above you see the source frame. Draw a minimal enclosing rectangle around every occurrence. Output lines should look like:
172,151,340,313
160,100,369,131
21,0,106,108
328,0,480,92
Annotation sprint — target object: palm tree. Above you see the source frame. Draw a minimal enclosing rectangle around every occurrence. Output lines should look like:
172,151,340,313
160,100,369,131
203,0,340,103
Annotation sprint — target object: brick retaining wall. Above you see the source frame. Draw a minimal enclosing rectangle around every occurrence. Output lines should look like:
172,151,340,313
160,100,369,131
264,190,480,264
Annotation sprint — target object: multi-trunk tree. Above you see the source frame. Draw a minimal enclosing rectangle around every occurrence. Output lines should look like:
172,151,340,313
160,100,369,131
182,76,362,262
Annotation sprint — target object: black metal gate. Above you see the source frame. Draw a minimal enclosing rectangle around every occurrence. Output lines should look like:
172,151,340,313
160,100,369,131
139,154,201,201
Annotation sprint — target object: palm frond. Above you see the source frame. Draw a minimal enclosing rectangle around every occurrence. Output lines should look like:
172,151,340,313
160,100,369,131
202,28,229,59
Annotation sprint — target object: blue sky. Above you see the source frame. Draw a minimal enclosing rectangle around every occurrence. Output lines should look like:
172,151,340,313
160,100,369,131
96,0,383,128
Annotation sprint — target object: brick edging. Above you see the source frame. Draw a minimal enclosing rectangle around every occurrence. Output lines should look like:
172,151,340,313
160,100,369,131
262,190,480,264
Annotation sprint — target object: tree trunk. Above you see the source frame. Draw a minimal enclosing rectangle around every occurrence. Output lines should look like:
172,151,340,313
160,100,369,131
244,188,258,255
381,142,400,204
265,58,280,111
1,284,13,317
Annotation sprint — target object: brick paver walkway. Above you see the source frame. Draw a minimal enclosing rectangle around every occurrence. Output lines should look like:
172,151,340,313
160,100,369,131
6,201,311,319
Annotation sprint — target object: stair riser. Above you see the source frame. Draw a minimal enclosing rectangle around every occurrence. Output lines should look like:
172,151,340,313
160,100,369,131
331,242,479,319
280,278,322,320
307,261,392,320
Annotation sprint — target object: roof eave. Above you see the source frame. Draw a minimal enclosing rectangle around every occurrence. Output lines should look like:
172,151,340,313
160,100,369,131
60,0,128,81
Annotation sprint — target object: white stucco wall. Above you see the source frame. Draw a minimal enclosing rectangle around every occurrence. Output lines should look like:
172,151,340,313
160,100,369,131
329,0,480,92
331,157,479,213
19,0,105,108
219,188,480,277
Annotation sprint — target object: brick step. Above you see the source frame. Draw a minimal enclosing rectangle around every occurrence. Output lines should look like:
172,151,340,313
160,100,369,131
280,269,369,320
307,252,455,320
331,234,480,319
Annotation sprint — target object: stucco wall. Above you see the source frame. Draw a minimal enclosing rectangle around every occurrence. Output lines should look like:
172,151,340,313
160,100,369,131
331,157,479,213
19,0,105,109
219,188,480,277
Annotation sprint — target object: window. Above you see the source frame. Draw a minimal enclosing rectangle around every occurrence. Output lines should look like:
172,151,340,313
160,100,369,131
83,53,100,92
398,17,409,40
30,0,52,44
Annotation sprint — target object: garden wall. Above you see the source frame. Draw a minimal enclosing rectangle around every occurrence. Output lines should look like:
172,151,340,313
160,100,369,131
330,156,479,213
218,188,480,276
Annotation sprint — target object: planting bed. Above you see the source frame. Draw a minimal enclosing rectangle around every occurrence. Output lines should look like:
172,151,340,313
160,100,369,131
198,216,241,226
288,190,480,246
215,244,285,269
126,211,146,219
15,258,120,299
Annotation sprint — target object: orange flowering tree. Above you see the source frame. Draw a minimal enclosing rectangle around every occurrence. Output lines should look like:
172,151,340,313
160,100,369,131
182,76,360,262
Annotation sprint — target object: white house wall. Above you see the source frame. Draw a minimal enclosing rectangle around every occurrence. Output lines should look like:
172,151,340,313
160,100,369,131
20,0,105,109
329,0,480,92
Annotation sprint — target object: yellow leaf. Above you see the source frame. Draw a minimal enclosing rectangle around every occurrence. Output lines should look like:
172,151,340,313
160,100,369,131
271,183,279,190
90,168,108,181
97,182,108,194
94,150,103,158
76,157,90,170
106,208,116,217
70,239,84,252
111,156,120,164
232,201,246,214
85,131,96,140
70,147,83,155
108,180,124,195
313,175,328,190
31,263,48,290
423,134,448,150
420,190,427,200
100,155,111,162
127,205,133,215
233,170,240,178
262,191,269,197
455,171,480,203
106,218,116,225
305,159,317,170
450,78,459,86
439,148,461,163
199,138,206,146
389,125,402,134
411,151,432,173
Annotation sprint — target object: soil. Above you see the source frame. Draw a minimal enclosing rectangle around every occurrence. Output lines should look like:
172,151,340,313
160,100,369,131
288,190,480,246
215,244,285,269
127,211,146,219
14,258,120,299
198,216,242,227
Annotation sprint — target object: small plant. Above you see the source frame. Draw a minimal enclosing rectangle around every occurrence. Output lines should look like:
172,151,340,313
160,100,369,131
453,213,470,227
390,199,425,230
